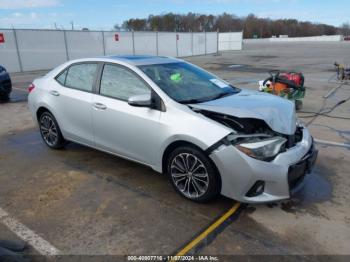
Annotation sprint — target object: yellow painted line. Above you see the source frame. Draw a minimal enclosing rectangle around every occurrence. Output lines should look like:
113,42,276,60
174,202,241,258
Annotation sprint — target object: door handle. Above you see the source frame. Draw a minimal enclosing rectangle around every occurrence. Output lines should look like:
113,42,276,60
50,90,60,96
93,103,107,110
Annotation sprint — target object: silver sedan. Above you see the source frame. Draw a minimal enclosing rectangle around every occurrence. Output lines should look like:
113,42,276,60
28,55,317,203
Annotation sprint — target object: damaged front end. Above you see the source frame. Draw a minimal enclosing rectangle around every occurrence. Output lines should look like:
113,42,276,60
191,108,315,203
196,109,303,162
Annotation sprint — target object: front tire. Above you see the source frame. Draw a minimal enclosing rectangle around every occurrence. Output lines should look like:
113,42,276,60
39,112,65,149
167,146,221,203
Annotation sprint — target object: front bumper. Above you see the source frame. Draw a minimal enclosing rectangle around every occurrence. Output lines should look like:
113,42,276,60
288,142,318,195
209,127,317,203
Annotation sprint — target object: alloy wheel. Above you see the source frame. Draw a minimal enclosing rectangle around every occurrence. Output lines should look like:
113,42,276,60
170,153,209,198
40,115,58,147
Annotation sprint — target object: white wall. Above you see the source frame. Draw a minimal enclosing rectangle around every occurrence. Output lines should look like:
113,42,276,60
66,31,104,60
0,29,243,72
0,29,21,72
192,33,206,55
219,32,243,51
16,29,67,71
157,32,177,57
134,32,157,56
177,33,192,57
244,35,343,43
103,31,133,55
206,32,218,54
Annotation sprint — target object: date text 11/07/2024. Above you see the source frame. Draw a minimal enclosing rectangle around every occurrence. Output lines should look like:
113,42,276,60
127,255,219,261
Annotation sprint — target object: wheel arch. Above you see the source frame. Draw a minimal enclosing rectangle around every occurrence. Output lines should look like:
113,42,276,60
36,106,52,121
162,140,223,200
162,141,200,173
161,140,222,187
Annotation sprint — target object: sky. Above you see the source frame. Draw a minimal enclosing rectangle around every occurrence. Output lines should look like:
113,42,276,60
0,0,349,30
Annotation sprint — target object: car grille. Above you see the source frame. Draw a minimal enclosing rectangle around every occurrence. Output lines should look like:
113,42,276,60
288,141,316,191
288,160,307,189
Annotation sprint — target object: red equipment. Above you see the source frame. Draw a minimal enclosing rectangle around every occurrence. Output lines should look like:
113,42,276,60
279,72,304,87
261,70,306,110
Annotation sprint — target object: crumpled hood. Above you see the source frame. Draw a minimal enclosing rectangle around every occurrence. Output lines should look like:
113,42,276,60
190,89,296,135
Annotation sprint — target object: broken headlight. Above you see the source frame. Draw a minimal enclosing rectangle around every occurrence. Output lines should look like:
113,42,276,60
235,137,287,161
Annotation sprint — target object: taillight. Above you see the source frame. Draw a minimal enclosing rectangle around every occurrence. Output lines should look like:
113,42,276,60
28,83,35,93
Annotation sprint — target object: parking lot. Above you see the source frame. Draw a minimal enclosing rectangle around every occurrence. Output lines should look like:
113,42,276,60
1,42,350,259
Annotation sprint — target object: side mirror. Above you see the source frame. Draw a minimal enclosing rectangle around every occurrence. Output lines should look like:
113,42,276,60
128,94,153,108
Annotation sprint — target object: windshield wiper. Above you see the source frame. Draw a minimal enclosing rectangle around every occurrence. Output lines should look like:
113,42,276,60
212,92,232,100
179,89,240,104
210,90,239,101
179,98,205,104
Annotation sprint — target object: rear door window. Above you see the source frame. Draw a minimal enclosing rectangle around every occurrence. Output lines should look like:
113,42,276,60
56,70,67,86
56,63,98,92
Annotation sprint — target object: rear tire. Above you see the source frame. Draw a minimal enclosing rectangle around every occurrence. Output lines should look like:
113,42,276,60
167,146,221,203
38,111,65,149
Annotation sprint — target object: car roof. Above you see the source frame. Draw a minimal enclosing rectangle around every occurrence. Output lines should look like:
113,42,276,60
47,55,183,79
106,55,180,66
46,55,185,79
106,55,181,66
66,55,181,66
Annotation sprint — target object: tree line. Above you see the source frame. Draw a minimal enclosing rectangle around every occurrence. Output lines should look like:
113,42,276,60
114,13,349,38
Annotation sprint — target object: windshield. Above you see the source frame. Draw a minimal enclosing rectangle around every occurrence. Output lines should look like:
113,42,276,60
138,62,240,104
